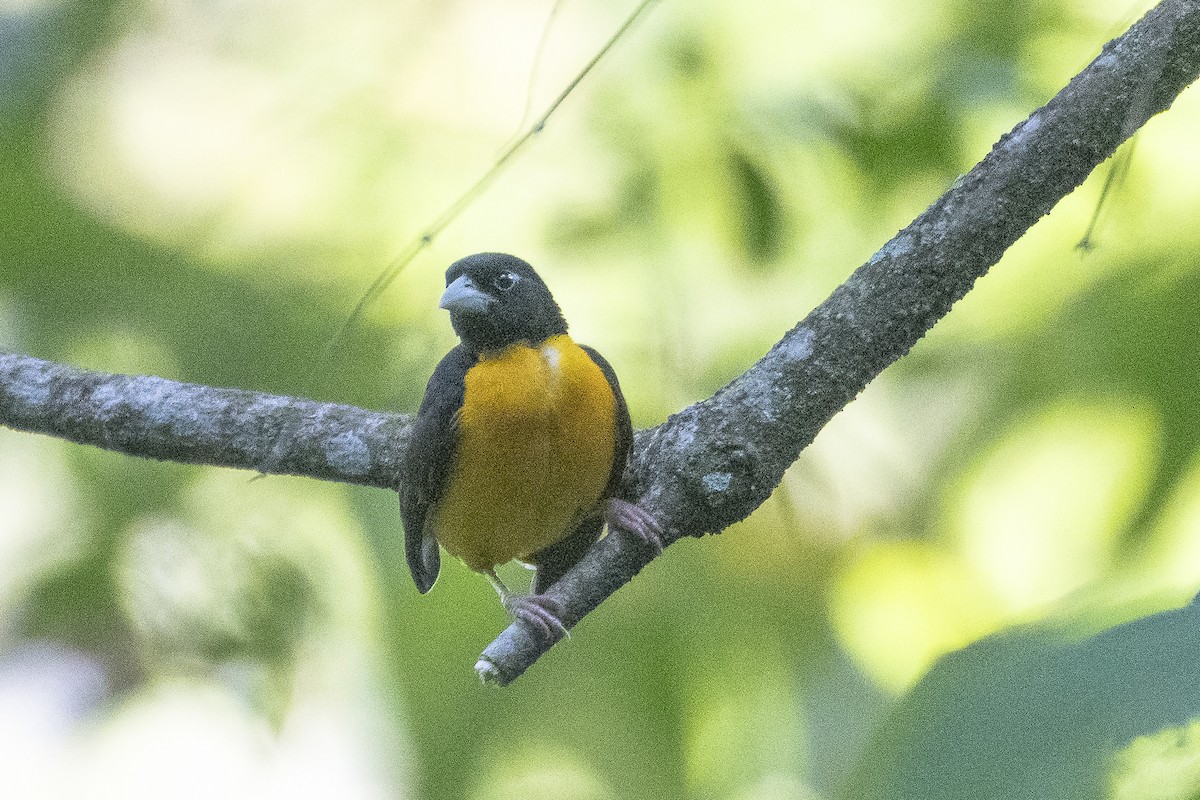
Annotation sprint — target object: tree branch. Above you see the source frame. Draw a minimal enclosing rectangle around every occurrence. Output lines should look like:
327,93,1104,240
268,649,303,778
0,353,412,488
2,0,1198,686
478,0,1200,683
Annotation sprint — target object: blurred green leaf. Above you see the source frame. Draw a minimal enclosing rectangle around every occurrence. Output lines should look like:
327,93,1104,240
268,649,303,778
725,138,787,264
840,595,1200,800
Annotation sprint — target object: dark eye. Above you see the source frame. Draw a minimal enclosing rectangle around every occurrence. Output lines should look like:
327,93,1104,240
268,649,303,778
492,271,517,291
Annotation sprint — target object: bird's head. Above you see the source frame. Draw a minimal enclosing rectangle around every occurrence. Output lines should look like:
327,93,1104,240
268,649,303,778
439,253,568,353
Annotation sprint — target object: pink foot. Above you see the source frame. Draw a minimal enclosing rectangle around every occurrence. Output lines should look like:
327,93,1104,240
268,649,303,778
605,498,664,555
503,593,568,642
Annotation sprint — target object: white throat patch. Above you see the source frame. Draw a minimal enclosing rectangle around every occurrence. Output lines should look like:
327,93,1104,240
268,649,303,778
541,342,563,394
541,343,562,371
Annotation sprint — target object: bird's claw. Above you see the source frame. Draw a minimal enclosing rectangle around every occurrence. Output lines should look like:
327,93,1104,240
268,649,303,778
503,593,569,643
605,498,664,555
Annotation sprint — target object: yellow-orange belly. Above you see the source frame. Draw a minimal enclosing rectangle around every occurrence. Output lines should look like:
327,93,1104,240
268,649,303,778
431,334,617,572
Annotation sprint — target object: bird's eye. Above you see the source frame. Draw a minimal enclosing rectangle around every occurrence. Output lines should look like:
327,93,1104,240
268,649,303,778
492,271,517,291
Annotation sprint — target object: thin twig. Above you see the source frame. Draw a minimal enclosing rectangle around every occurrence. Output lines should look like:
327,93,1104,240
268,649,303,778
314,0,660,389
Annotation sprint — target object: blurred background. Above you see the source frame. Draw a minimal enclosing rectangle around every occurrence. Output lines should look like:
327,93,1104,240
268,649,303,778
3,0,1200,797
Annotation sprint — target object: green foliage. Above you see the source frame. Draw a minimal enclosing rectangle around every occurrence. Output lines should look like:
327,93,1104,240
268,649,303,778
841,596,1200,800
2,0,1200,798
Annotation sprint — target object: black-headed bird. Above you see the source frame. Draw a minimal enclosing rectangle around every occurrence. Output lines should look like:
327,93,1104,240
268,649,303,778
399,253,661,640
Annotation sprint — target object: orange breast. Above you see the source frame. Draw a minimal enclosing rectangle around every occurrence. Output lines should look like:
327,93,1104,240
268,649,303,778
431,334,617,572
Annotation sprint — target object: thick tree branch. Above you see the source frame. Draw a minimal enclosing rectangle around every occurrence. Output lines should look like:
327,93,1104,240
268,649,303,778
2,0,1198,685
0,354,412,488
477,0,1200,683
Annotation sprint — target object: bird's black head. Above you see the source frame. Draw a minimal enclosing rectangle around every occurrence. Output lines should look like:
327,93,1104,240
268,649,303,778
439,253,568,353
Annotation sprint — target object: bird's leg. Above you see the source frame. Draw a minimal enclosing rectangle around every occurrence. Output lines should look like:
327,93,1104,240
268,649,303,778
484,569,568,642
603,498,664,554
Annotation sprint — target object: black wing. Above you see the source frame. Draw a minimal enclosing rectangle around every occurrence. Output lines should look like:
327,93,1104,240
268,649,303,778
399,344,474,593
530,343,632,594
579,343,633,500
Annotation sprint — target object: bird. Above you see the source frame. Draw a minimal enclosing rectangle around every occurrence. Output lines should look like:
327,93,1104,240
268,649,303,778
399,252,662,641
